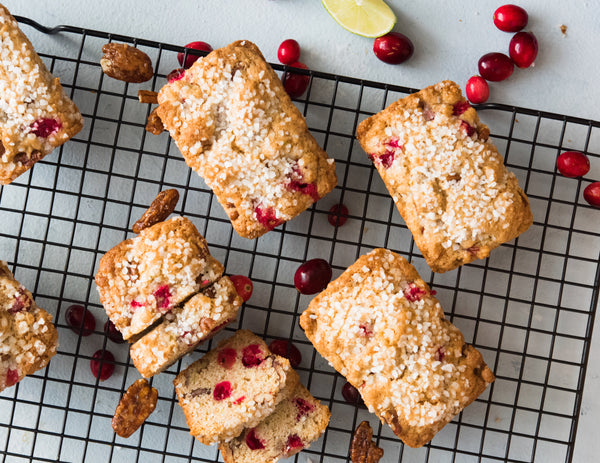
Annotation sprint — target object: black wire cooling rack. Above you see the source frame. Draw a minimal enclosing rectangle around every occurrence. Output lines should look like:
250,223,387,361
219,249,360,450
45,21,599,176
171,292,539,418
1,16,599,463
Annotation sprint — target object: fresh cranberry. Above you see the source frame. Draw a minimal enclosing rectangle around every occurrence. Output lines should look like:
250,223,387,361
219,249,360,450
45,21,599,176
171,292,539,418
255,205,282,230
90,350,115,381
245,428,265,450
404,283,428,302
509,31,538,68
167,68,185,83
278,39,301,65
373,32,414,64
584,182,600,208
213,381,232,400
177,41,213,69
493,4,528,32
293,397,315,419
478,53,514,82
8,289,31,314
466,76,490,104
283,62,310,99
453,101,471,116
104,320,125,344
5,369,19,387
242,344,264,367
153,285,171,311
328,204,349,227
556,151,590,178
229,275,253,302
30,118,62,138
461,121,476,137
65,304,96,336
285,434,304,454
269,340,302,368
342,382,365,406
294,258,332,295
217,347,237,369
288,168,320,202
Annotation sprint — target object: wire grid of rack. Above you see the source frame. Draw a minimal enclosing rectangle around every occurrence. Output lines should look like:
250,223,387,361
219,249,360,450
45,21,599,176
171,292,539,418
0,16,599,463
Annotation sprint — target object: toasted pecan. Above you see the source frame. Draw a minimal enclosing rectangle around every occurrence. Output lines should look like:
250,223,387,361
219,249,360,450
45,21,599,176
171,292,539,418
132,189,179,233
138,90,158,104
145,108,164,135
350,421,384,463
112,379,158,438
101,43,153,83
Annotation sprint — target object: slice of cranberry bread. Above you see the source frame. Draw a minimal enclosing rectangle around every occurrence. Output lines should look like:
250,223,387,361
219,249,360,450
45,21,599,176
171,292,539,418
130,276,242,377
156,40,337,239
300,248,494,448
356,80,532,273
0,261,58,392
0,4,83,185
219,382,330,463
95,217,224,340
174,330,299,444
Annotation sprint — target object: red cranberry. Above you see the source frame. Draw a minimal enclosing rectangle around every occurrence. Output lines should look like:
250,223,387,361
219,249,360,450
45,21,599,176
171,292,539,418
294,258,332,295
269,340,302,368
177,41,213,69
167,68,185,83
213,381,232,400
285,434,304,454
373,32,414,65
242,344,264,367
466,76,490,104
255,205,282,230
6,369,19,387
65,304,96,336
453,101,471,116
404,283,428,302
467,246,480,256
584,182,600,208
509,32,538,68
30,118,62,138
104,320,125,344
494,4,528,32
328,203,349,227
288,173,320,202
342,381,364,406
229,275,253,302
278,39,301,65
556,151,590,178
217,347,237,369
478,53,514,82
90,350,115,381
9,289,31,314
283,62,310,99
153,285,172,311
461,121,476,137
359,323,373,337
368,149,395,169
245,428,265,450
293,397,315,419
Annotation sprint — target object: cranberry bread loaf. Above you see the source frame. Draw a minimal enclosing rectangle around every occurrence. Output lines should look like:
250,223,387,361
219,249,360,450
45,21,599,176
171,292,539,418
174,330,299,445
156,40,337,239
0,261,58,392
130,276,242,377
219,382,330,463
356,81,532,273
0,4,83,185
95,217,224,340
300,248,495,448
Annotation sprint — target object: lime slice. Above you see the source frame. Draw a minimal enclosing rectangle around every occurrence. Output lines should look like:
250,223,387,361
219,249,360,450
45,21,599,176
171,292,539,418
322,0,397,38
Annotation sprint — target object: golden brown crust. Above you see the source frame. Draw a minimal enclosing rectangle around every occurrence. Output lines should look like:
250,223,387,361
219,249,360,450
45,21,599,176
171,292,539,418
300,248,494,448
357,81,532,273
156,40,337,239
0,5,83,185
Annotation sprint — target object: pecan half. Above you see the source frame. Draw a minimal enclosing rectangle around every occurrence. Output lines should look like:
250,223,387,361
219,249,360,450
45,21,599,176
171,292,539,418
112,379,158,438
101,43,153,83
350,421,384,463
132,189,179,233
145,108,164,135
138,90,158,104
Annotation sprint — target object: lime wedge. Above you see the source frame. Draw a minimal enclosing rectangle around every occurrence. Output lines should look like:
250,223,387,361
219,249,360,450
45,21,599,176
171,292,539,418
322,0,397,38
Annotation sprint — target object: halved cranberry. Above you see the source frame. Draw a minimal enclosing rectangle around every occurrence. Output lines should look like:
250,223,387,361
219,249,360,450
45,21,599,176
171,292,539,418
494,4,528,32
242,344,264,367
368,149,395,169
373,32,414,64
90,350,115,381
255,205,282,230
8,289,31,314
453,101,471,116
509,32,538,68
466,76,490,104
294,259,332,295
229,275,253,302
166,68,185,83
293,397,315,419
6,369,19,387
478,52,514,82
288,180,320,202
328,204,349,227
178,41,213,69
217,347,237,369
342,381,365,406
104,320,125,344
285,434,304,454
283,62,310,99
461,121,476,137
557,151,590,178
65,304,96,336
30,118,62,138
269,340,302,368
213,381,232,400
245,428,265,450
404,283,427,302
153,285,172,311
278,39,301,65
584,182,600,208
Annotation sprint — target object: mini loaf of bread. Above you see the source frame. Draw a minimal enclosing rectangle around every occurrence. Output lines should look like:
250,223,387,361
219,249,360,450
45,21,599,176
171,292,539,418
300,248,494,448
156,40,337,239
0,4,83,184
357,81,532,273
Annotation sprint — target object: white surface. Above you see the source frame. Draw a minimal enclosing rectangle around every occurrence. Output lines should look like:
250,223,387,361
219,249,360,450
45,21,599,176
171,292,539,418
2,1,599,462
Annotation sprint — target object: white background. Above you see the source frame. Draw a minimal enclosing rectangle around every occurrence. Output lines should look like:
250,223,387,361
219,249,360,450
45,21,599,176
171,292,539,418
3,1,599,461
